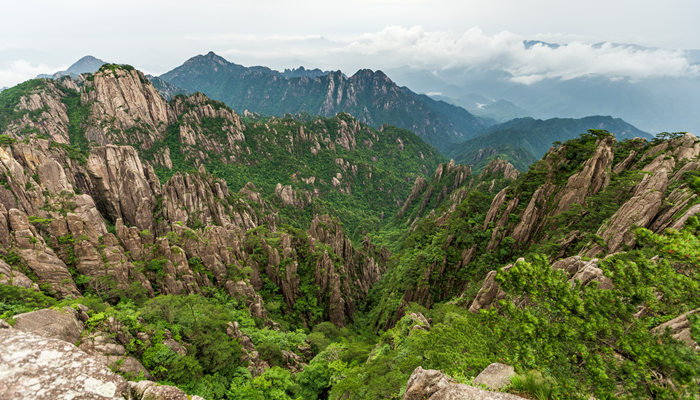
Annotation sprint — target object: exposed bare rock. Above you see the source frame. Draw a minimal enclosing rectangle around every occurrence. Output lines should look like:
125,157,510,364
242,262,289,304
225,280,268,320
169,93,246,165
79,331,152,380
403,366,526,400
483,188,508,229
469,262,514,313
586,154,675,256
671,133,700,161
37,158,72,192
407,312,431,332
404,366,453,400
0,327,129,399
13,307,84,344
226,321,269,377
0,258,37,289
551,256,613,289
275,183,308,207
669,203,700,230
7,80,72,144
83,67,172,147
471,256,612,314
474,363,516,390
613,150,638,174
307,215,385,326
8,208,80,297
651,308,700,350
555,136,614,215
649,187,696,233
128,380,205,400
87,145,158,231
511,183,554,244
480,158,519,180
398,176,427,218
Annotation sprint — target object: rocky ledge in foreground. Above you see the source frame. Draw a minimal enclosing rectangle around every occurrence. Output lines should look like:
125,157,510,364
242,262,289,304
0,320,203,400
403,366,526,400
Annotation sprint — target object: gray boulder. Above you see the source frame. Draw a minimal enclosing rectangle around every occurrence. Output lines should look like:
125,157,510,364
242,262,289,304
403,366,526,400
0,327,128,399
473,363,516,390
13,307,84,344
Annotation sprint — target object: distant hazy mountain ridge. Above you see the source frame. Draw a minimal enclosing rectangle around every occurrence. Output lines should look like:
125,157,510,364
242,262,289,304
159,51,490,151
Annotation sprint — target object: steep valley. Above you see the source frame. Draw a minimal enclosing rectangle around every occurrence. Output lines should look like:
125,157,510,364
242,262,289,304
0,64,699,400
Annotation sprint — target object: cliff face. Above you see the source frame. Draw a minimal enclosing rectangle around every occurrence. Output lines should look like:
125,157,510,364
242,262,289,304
83,66,173,147
481,133,700,255
0,69,400,327
373,131,700,324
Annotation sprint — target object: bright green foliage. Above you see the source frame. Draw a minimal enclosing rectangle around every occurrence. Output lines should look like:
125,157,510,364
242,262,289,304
0,284,57,320
447,116,650,171
228,367,298,400
143,108,443,240
0,79,48,131
332,221,700,399
60,88,91,158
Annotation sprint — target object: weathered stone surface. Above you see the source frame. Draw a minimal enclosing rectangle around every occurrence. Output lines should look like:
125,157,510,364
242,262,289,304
128,380,205,400
586,154,675,256
226,321,269,377
551,256,613,289
0,327,128,399
79,330,152,380
473,363,516,390
407,311,431,332
481,158,519,181
84,67,172,147
87,145,158,231
555,136,614,215
8,80,72,144
0,258,37,289
8,208,80,298
403,367,526,400
225,280,268,320
469,261,517,313
651,308,700,351
13,307,84,344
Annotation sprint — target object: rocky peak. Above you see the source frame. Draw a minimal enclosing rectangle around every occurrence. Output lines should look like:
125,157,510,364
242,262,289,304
83,65,173,147
555,135,615,215
480,158,519,180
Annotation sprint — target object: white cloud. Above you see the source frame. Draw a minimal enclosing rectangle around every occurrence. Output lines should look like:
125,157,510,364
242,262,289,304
0,60,64,88
204,26,699,85
332,26,700,84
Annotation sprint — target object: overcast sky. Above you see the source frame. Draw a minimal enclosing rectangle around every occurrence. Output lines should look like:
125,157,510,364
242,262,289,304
1,0,699,87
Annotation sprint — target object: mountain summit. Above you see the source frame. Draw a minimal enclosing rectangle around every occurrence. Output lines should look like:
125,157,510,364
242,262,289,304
36,55,107,79
159,52,490,151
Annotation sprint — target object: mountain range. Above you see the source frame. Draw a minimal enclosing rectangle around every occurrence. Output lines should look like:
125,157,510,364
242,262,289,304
0,60,699,400
447,115,651,170
36,55,107,80
32,54,654,170
386,42,700,136
158,52,490,151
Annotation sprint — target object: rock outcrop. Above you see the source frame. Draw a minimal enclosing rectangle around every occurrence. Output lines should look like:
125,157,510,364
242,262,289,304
651,308,700,351
473,363,516,390
403,366,526,400
87,145,159,231
12,307,84,344
0,322,202,400
554,136,614,215
470,256,612,313
83,66,173,147
0,325,129,399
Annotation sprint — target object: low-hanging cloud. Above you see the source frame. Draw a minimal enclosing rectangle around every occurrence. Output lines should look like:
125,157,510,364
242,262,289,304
336,26,700,84
0,60,64,88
